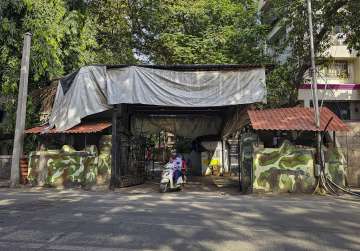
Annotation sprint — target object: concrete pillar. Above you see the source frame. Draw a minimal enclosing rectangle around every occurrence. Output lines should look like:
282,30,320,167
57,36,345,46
10,32,32,187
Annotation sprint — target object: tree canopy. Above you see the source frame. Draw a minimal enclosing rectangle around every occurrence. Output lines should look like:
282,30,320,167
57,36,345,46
1,0,360,131
130,0,268,64
0,0,100,132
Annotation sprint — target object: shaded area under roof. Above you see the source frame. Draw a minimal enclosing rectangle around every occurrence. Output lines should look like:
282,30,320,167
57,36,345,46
25,122,111,134
248,107,349,132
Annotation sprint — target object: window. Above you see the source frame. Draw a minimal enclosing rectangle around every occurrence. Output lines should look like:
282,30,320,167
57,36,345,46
334,26,343,34
323,102,350,120
332,26,346,46
0,109,4,123
323,61,349,79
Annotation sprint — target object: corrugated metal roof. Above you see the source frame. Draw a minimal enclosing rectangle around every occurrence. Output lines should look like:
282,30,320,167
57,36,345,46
25,122,111,134
248,107,349,132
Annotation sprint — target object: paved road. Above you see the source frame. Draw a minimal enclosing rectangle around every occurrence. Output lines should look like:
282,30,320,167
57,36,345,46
0,186,359,251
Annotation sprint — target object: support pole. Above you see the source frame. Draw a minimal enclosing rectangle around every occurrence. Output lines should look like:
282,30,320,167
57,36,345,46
307,0,320,128
110,105,118,189
306,0,322,174
10,32,32,187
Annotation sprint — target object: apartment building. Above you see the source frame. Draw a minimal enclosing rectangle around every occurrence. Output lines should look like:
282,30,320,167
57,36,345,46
259,0,360,186
259,0,360,122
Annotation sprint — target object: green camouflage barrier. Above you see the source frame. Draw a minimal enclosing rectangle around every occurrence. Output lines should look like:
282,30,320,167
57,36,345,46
28,135,112,188
252,140,347,193
96,135,112,186
28,149,60,186
82,145,99,186
324,146,347,186
253,141,316,193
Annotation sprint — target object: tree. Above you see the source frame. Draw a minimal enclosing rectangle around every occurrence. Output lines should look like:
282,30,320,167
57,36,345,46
0,0,98,133
88,0,136,64
264,0,360,90
130,0,268,64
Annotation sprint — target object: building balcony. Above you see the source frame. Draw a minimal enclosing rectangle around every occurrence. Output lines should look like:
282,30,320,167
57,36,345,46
326,45,358,59
298,83,360,101
298,83,360,121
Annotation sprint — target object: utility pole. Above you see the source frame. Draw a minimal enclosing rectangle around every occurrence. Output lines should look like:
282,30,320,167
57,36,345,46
307,0,320,127
306,0,322,174
10,32,32,187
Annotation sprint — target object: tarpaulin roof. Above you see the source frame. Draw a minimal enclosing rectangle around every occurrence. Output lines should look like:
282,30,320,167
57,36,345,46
49,65,267,131
248,107,349,132
25,122,111,134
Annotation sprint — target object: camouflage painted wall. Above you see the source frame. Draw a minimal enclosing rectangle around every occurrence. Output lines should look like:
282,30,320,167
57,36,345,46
336,121,360,187
28,135,111,188
253,141,316,193
253,140,348,193
324,146,347,187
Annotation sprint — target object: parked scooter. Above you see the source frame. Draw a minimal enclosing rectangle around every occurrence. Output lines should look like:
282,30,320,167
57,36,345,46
159,162,184,193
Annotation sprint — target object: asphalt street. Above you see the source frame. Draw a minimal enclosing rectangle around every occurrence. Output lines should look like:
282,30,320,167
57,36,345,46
0,185,359,251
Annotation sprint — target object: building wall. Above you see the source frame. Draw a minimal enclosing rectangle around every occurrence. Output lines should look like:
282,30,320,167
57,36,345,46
355,58,360,82
299,89,360,103
0,140,12,155
252,140,347,193
200,141,224,175
0,155,11,180
28,136,112,188
299,44,360,111
336,122,360,187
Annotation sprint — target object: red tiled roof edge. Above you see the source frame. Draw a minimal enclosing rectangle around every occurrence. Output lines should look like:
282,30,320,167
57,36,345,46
25,121,112,134
248,107,349,132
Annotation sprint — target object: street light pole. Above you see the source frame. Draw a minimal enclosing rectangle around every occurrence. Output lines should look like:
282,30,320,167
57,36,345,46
306,0,322,175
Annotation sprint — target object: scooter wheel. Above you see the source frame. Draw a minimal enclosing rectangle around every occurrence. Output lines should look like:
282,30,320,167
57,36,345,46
160,183,168,193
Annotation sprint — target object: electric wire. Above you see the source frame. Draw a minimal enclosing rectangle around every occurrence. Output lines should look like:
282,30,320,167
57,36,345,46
314,70,359,196
323,173,339,195
326,176,360,198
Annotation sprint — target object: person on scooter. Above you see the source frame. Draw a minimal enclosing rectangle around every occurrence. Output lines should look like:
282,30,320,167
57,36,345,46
181,157,187,183
170,150,182,183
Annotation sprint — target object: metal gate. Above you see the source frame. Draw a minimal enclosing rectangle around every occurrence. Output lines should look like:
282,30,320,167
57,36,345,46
239,133,259,193
111,134,146,188
228,139,240,177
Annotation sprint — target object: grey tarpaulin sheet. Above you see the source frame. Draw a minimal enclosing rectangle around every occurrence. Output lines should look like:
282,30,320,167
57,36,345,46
49,66,111,130
107,66,266,106
49,65,266,131
131,116,222,139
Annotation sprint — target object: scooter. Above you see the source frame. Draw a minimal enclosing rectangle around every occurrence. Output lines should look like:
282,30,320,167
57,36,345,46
159,162,184,193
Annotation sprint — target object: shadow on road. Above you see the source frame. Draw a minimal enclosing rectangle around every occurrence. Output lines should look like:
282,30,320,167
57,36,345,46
0,181,360,250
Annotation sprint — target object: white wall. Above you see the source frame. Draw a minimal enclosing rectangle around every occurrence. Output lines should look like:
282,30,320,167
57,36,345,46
298,88,360,102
